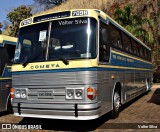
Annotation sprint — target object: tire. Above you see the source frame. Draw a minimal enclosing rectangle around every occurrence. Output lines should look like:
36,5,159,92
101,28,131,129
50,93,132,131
146,79,151,91
145,79,151,95
112,90,121,118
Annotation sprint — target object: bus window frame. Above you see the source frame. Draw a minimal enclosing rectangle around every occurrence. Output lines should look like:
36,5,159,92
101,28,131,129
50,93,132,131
110,23,123,51
121,31,133,54
103,20,152,63
99,20,111,64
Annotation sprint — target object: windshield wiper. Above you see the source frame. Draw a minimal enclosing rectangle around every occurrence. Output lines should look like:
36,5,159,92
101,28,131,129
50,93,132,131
22,54,69,67
59,56,69,65
50,50,69,65
22,56,30,68
22,61,29,68
22,49,69,67
22,50,43,67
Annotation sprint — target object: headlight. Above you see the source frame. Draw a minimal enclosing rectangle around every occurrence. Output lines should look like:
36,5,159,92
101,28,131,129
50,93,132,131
15,90,21,98
15,89,27,99
66,89,74,99
66,88,84,100
21,90,27,98
75,89,83,99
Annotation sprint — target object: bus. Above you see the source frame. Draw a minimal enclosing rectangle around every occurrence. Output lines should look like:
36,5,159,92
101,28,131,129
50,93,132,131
11,9,152,120
0,35,17,112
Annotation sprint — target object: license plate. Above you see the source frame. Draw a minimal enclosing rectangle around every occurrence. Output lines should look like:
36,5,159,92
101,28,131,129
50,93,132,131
38,91,53,99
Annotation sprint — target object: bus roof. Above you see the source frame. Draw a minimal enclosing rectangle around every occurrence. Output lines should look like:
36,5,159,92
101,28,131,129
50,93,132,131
19,9,151,51
0,35,17,47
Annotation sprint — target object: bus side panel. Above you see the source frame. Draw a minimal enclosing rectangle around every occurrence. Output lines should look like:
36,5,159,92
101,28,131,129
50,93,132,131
124,71,135,102
97,68,152,112
124,70,152,104
0,79,11,112
96,70,112,115
0,81,2,112
97,70,125,115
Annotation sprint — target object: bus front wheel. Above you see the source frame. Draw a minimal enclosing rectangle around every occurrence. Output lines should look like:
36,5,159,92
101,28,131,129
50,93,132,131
112,90,121,118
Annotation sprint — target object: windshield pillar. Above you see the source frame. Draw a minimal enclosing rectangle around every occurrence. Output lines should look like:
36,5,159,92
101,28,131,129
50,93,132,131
45,22,52,61
87,18,91,56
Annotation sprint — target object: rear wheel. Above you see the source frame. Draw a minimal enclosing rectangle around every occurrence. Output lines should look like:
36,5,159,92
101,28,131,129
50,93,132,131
146,79,151,91
112,90,121,118
145,79,151,94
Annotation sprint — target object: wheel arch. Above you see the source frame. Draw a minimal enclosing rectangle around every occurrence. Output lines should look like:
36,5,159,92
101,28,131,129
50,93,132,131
5,93,11,111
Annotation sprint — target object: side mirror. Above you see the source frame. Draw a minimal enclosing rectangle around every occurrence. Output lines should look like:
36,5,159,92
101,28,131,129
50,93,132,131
100,28,108,45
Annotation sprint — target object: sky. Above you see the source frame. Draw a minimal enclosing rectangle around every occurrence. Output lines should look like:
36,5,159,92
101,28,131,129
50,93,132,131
0,0,34,22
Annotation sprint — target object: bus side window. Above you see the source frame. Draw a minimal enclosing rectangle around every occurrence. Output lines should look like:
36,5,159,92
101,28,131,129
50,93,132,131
99,21,110,63
0,47,9,76
110,24,123,50
136,42,140,57
99,44,109,62
143,48,147,59
139,45,144,58
131,39,138,56
148,50,151,61
5,44,16,64
121,32,132,53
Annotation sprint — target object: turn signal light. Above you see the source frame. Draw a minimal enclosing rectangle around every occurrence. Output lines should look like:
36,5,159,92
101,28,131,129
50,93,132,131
10,88,14,99
111,75,115,80
87,87,97,100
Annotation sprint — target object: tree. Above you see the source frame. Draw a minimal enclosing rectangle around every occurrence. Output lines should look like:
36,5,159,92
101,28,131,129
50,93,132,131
33,0,66,9
2,20,10,30
0,22,3,34
7,5,32,37
114,5,154,46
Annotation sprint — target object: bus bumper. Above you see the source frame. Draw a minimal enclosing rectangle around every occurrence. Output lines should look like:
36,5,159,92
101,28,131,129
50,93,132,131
12,101,101,120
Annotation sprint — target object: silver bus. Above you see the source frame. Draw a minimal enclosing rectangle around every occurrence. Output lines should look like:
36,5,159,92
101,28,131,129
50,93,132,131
0,35,17,112
11,9,152,120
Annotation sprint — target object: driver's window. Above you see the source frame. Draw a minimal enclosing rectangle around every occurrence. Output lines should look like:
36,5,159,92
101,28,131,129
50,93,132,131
110,24,122,49
99,21,110,63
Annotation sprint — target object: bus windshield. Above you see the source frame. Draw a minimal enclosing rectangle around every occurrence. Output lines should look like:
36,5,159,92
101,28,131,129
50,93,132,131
14,18,97,64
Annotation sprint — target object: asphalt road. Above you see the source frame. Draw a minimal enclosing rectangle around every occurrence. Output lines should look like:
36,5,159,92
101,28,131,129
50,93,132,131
0,84,160,131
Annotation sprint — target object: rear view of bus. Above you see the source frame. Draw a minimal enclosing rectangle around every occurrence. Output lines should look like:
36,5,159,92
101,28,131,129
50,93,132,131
11,9,152,120
0,35,17,112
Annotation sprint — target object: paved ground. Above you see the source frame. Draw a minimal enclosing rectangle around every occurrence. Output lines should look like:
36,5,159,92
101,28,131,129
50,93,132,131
98,84,160,131
0,84,160,131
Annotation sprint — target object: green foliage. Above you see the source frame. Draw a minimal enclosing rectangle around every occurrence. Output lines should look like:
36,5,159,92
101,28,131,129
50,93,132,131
114,5,154,46
0,22,3,34
7,5,32,37
153,72,160,83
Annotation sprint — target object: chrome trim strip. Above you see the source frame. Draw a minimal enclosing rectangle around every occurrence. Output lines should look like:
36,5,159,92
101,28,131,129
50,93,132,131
14,113,99,120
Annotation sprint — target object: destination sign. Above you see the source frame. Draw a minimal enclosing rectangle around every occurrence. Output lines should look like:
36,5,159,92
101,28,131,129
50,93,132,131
58,19,88,26
51,18,92,28
72,10,88,16
34,11,70,22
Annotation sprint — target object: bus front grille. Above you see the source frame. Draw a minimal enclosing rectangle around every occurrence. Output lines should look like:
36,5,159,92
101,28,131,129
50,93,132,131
27,87,66,101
